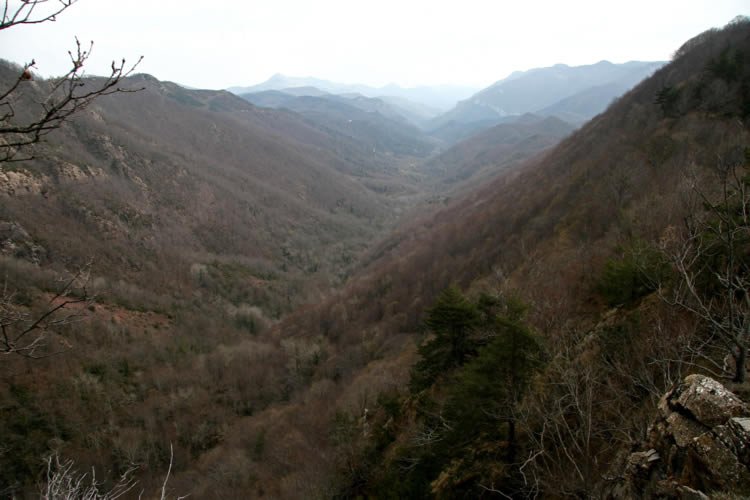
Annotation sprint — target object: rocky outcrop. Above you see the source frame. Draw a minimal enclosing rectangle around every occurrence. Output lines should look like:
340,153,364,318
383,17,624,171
0,221,46,263
610,374,750,498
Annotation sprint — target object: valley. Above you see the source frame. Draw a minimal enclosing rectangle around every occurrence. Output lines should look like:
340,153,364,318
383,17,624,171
0,53,583,497
1,7,749,499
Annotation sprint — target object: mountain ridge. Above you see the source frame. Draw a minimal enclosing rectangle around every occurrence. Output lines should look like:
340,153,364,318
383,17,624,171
228,74,478,111
2,17,750,500
432,59,665,127
249,19,750,498
238,90,437,157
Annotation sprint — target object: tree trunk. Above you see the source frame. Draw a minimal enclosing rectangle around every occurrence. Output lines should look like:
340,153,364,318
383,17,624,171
733,344,747,383
507,419,517,462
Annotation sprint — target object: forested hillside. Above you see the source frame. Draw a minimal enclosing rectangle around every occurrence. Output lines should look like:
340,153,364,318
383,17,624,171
243,19,750,497
0,65,432,314
1,10,748,500
418,114,574,190
0,59,435,496
239,91,436,157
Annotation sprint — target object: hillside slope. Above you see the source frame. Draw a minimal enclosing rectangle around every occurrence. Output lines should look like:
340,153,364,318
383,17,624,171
419,114,574,190
205,19,749,498
0,67,425,308
2,18,749,500
0,63,435,496
239,90,436,157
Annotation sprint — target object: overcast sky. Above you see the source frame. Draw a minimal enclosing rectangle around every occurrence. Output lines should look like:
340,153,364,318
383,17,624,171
0,0,746,90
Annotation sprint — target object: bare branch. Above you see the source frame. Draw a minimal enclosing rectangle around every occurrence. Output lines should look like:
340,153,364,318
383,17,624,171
41,451,138,500
1,20,144,164
658,161,750,382
160,443,174,500
0,262,94,359
40,446,187,499
1,1,77,31
477,483,514,499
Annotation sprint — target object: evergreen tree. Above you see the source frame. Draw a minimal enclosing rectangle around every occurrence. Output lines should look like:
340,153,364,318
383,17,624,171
410,286,480,392
446,310,542,459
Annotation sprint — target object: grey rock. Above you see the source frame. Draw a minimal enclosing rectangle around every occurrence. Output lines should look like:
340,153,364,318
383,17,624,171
626,448,660,471
665,412,705,448
691,431,747,489
671,374,748,427
609,375,750,498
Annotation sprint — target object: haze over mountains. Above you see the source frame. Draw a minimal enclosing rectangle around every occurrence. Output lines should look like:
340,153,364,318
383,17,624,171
434,59,665,126
2,15,749,500
232,60,664,146
264,21,750,497
239,90,437,153
228,74,477,112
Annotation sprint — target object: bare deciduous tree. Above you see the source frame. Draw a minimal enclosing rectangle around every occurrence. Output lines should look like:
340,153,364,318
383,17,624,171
0,0,144,361
1,0,77,31
42,452,138,500
0,263,93,358
41,443,185,499
520,330,603,498
1,0,143,163
660,156,750,383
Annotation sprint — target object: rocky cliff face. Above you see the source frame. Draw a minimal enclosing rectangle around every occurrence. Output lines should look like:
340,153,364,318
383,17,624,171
610,375,750,498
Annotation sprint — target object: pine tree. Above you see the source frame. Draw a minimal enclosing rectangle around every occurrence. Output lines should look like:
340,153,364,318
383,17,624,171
446,311,542,459
410,286,480,392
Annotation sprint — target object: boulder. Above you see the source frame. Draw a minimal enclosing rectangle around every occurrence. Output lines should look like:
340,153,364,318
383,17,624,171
670,374,748,426
608,374,750,498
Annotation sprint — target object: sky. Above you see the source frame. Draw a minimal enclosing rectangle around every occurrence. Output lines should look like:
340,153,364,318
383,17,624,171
0,0,747,90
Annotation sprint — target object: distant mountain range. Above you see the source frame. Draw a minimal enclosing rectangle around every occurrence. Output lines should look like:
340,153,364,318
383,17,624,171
242,88,431,127
228,74,477,112
3,17,749,500
269,20,750,497
433,60,665,127
233,61,663,146
239,89,438,151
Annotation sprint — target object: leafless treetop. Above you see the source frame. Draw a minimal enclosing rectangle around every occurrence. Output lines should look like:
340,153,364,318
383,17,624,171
1,0,77,31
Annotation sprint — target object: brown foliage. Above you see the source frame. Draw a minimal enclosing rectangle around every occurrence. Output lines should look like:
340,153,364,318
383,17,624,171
3,17,750,500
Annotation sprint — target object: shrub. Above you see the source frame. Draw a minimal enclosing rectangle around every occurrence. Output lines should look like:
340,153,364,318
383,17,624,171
597,243,669,307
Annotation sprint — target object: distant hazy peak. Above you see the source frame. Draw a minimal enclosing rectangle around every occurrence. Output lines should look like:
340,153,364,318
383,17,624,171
492,60,660,88
228,76,479,112
431,59,666,128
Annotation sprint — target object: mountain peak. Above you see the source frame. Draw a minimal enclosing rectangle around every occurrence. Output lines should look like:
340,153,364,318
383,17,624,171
435,59,666,127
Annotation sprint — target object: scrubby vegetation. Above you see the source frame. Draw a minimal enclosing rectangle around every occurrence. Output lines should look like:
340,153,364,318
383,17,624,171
272,18,750,497
1,13,750,500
